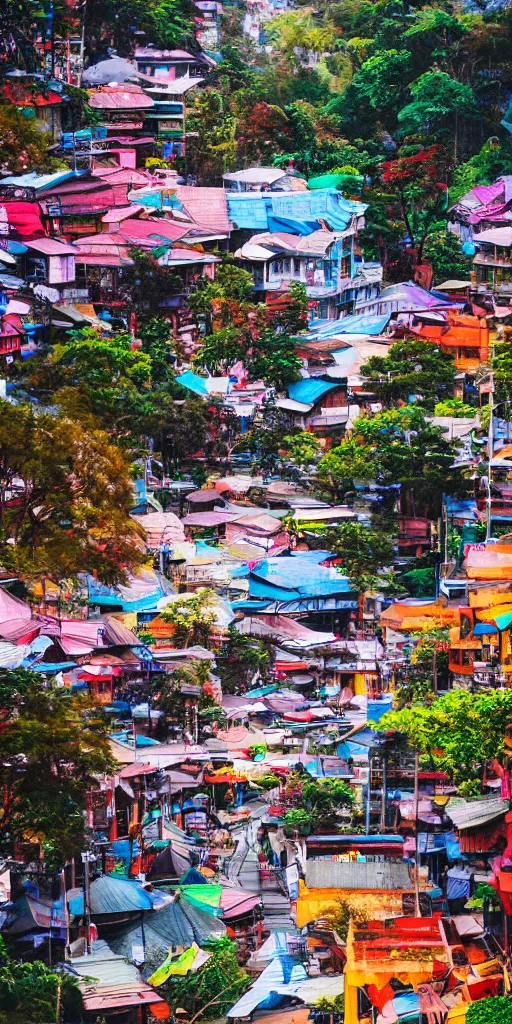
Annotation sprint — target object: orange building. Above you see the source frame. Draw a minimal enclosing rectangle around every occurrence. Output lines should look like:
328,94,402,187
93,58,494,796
408,313,489,373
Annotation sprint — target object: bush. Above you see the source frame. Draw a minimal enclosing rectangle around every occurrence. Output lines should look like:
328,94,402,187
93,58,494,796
466,996,512,1024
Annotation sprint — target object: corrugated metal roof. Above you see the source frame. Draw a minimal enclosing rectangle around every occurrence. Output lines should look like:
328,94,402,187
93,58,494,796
88,86,154,110
25,238,76,256
176,185,231,234
446,797,508,830
305,859,412,890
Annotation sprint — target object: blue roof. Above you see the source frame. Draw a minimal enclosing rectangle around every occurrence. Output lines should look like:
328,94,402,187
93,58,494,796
1,170,86,191
288,378,339,405
249,552,353,600
227,188,366,233
176,370,209,396
87,575,165,613
303,313,391,340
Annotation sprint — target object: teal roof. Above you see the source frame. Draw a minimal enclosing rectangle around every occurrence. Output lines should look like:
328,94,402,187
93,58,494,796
288,378,339,405
176,370,209,396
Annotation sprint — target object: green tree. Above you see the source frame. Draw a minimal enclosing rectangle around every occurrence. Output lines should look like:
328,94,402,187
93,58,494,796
282,432,322,469
318,406,462,516
377,689,512,790
0,938,82,1023
360,338,456,410
466,996,512,1024
0,401,144,584
160,589,217,648
324,520,395,594
398,72,479,154
47,328,152,433
168,937,249,1021
423,230,472,284
0,106,59,175
434,397,476,417
0,670,115,869
302,778,356,828
339,49,414,130
217,628,270,694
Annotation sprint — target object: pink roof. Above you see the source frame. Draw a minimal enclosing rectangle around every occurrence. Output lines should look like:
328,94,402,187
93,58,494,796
131,510,185,546
119,218,189,243
25,237,76,256
220,888,261,918
93,168,153,185
57,619,108,656
0,588,36,643
88,86,154,111
176,185,231,235
473,182,504,205
102,204,144,223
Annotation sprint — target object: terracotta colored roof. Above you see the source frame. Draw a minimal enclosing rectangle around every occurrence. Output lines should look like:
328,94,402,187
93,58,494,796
175,185,230,235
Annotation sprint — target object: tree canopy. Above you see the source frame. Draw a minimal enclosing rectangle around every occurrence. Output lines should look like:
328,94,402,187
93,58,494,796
0,669,115,870
377,689,512,793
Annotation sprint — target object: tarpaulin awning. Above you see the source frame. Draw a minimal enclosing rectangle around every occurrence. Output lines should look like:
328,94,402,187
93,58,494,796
227,954,343,1016
180,885,222,915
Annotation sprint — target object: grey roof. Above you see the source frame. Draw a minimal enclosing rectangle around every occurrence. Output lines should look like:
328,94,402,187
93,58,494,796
66,939,142,987
446,797,509,830
89,875,154,914
108,898,225,975
305,859,413,891
82,57,146,85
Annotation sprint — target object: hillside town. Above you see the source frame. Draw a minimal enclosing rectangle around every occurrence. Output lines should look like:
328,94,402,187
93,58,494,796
5,0,512,1022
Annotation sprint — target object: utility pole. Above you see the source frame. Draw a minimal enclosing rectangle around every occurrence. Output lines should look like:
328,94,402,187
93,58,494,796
413,751,421,917
486,372,494,544
81,851,94,954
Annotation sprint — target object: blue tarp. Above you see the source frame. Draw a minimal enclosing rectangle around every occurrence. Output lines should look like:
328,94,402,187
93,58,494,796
303,313,391,339
288,379,339,405
227,188,366,233
249,551,353,600
176,370,209,396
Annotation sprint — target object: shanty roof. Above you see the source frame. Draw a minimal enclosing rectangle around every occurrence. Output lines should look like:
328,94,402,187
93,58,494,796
227,955,343,1017
88,85,154,110
82,57,147,86
108,899,225,971
223,168,286,185
25,237,76,256
238,614,337,649
63,940,167,1013
474,226,512,246
288,378,340,405
68,876,155,916
175,185,231,235
446,797,509,830
146,76,204,94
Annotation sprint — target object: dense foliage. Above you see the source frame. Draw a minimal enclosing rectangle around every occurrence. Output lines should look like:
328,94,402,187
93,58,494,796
0,669,115,869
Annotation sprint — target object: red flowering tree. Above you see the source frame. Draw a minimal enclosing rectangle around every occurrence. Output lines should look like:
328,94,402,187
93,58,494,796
378,145,451,277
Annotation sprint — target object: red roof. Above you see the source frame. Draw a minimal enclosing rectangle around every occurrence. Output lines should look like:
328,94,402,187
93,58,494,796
2,200,46,241
176,185,231,235
33,90,62,106
2,84,61,107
